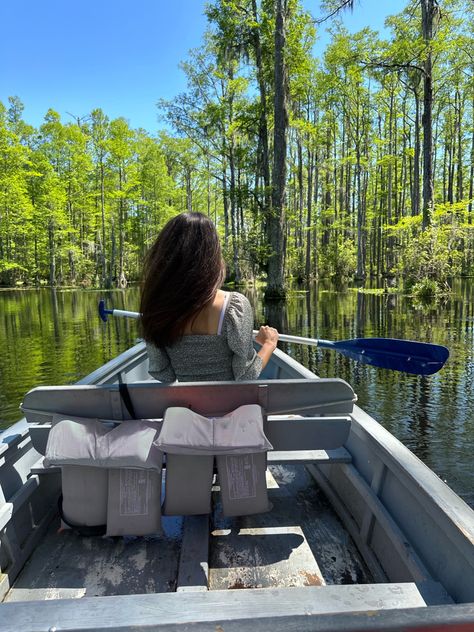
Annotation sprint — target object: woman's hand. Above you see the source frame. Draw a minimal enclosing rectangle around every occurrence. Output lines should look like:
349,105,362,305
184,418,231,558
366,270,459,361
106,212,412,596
255,325,279,350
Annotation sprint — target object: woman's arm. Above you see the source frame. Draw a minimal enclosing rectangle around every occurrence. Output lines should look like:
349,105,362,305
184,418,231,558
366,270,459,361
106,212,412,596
255,325,279,371
146,343,177,382
226,294,279,380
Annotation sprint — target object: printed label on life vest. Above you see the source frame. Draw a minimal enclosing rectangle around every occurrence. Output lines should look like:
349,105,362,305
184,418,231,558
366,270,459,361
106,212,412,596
119,469,149,515
226,454,257,499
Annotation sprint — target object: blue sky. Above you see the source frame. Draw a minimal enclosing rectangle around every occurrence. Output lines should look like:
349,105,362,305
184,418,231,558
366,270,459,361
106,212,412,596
0,0,407,133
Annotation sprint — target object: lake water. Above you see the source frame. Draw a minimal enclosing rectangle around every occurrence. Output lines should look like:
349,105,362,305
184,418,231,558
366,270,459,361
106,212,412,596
0,283,473,508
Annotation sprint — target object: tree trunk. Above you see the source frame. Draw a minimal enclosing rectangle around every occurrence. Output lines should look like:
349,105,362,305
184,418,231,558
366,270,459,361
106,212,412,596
305,147,314,281
185,167,192,212
222,159,230,247
313,149,320,278
469,89,474,215
413,89,421,216
48,220,56,286
229,140,241,283
421,0,436,229
207,155,211,218
456,88,464,201
305,105,316,281
251,0,271,222
266,0,288,299
443,137,448,204
69,249,76,285
355,91,365,280
297,136,304,256
108,218,116,289
322,125,331,247
100,161,107,286
386,90,394,273
447,132,454,204
118,166,127,288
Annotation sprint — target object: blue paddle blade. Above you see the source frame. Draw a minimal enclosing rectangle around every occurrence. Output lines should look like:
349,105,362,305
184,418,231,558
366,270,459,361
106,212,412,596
329,338,449,375
98,299,108,322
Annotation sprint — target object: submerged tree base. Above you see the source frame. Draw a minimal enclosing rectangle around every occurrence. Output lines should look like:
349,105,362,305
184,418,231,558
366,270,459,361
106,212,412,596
264,286,287,300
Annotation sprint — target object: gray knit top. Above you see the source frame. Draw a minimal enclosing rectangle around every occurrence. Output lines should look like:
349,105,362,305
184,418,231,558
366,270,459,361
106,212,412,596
146,292,262,382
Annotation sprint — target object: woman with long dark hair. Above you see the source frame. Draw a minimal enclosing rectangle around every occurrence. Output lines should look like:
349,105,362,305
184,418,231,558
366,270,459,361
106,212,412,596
140,212,278,382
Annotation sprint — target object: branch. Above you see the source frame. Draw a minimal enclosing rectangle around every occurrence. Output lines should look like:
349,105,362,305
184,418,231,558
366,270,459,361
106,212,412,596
314,0,355,25
363,59,426,76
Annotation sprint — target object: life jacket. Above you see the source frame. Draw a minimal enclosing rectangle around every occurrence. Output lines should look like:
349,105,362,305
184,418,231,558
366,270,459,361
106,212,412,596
157,404,272,517
44,415,163,536
44,403,273,537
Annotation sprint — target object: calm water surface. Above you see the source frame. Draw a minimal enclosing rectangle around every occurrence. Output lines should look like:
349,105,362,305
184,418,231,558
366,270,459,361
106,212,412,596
0,284,473,508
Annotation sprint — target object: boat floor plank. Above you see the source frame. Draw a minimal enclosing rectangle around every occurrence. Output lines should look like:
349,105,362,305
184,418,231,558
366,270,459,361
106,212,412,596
176,515,209,592
209,465,372,590
5,466,372,602
4,515,183,602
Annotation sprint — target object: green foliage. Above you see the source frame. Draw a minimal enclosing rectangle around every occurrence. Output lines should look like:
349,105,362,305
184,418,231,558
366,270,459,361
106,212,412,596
411,278,441,300
393,222,464,291
318,236,357,280
0,99,182,287
2,0,474,291
0,260,28,285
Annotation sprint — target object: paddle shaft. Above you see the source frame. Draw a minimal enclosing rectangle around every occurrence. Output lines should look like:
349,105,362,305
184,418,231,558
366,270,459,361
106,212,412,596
105,308,140,319
100,306,330,346
98,301,448,375
271,332,332,348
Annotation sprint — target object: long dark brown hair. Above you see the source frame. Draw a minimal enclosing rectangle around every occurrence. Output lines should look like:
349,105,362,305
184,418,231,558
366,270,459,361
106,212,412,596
140,212,225,347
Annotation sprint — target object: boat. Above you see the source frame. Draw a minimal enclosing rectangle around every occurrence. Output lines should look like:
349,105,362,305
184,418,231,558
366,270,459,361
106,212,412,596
0,340,473,631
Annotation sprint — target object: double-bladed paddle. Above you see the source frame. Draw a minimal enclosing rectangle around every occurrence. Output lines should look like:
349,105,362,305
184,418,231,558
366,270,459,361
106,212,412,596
98,300,449,375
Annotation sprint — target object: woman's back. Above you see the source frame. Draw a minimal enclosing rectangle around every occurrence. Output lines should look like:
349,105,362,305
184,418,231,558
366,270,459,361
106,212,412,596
141,212,278,383
147,292,262,382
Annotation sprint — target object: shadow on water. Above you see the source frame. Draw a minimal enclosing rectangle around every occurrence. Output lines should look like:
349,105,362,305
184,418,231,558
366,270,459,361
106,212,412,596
0,282,473,508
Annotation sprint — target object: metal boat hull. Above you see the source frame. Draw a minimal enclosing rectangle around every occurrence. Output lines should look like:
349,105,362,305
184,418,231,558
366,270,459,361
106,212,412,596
0,342,473,631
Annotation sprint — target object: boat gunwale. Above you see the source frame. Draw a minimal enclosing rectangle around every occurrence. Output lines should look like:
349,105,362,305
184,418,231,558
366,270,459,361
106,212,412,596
349,403,474,542
1,584,473,632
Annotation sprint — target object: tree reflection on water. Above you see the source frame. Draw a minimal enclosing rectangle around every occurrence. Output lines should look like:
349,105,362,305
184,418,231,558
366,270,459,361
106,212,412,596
0,282,472,507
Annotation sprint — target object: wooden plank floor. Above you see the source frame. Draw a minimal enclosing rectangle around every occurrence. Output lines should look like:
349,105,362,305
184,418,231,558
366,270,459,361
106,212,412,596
209,465,372,590
5,515,183,602
5,464,372,601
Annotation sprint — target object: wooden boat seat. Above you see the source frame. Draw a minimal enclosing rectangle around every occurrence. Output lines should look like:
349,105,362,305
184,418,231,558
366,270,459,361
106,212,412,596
22,378,356,458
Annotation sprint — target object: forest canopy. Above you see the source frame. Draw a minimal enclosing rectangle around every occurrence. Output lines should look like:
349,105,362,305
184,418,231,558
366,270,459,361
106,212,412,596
1,0,473,295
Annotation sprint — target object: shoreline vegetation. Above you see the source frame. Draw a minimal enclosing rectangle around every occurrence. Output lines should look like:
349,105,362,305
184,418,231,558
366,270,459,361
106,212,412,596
0,277,457,301
2,1,474,300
